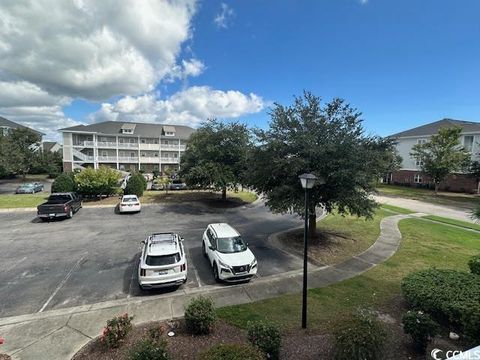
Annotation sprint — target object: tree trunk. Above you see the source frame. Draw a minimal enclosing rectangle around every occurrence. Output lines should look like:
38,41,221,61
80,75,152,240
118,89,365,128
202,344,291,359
434,182,439,195
221,187,227,200
477,180,480,195
22,171,27,182
308,213,316,239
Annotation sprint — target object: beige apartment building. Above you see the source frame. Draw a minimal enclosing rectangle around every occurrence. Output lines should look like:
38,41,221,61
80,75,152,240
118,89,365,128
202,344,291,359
60,121,195,173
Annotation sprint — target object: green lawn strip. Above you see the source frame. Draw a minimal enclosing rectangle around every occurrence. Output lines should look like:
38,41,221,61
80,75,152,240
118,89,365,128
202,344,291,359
217,216,480,331
380,204,415,214
312,209,391,265
376,184,478,209
421,215,480,232
0,193,49,209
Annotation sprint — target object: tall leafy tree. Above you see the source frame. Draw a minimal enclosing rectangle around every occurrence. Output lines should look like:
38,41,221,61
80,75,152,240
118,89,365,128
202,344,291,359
0,128,41,180
468,160,480,194
180,119,251,200
248,92,395,235
410,127,470,194
31,149,63,176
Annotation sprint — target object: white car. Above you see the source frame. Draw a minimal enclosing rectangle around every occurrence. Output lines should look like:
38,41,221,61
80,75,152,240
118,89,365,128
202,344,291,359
138,232,187,289
119,195,141,213
202,223,257,282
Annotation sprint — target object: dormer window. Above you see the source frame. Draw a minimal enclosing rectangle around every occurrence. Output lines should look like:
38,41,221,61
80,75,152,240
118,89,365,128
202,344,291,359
163,125,176,137
121,123,136,134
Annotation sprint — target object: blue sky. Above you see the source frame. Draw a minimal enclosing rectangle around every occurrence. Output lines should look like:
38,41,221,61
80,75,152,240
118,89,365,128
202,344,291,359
1,1,479,139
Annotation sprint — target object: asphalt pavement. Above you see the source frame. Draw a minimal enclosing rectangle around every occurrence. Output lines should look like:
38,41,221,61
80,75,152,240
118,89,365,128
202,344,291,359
0,200,303,318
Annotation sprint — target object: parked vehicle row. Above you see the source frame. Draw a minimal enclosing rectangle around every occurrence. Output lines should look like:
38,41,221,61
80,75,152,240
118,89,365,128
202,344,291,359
137,223,258,290
151,179,188,191
15,182,44,194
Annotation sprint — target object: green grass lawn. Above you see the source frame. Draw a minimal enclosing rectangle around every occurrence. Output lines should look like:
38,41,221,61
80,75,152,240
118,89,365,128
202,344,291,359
421,214,480,232
0,193,49,209
380,204,415,214
217,212,480,331
376,184,479,210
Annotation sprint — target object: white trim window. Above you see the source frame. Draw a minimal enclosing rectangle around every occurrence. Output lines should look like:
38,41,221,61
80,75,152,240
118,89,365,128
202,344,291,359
417,138,427,145
415,159,424,167
165,131,175,137
414,174,422,184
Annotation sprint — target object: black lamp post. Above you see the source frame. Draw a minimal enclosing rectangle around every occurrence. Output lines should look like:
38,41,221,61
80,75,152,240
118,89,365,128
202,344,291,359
299,173,317,329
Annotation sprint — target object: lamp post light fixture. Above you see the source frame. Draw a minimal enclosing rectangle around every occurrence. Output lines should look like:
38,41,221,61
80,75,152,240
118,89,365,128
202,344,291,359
299,173,317,329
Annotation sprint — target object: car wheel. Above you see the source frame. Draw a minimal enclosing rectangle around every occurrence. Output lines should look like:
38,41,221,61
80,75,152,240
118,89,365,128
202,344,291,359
67,209,73,219
40,217,48,222
213,263,219,282
202,241,207,257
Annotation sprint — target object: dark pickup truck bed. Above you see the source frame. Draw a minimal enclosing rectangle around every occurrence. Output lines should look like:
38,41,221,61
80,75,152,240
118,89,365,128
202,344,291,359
37,192,82,220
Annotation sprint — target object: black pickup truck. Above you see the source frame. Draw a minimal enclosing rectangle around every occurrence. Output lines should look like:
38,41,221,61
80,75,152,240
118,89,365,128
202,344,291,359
37,192,82,221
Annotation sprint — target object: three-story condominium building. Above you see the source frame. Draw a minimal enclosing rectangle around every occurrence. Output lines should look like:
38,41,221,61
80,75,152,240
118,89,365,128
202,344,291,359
389,118,480,193
59,121,195,173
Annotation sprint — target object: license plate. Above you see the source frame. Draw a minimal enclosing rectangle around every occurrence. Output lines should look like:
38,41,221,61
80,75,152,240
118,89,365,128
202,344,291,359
157,270,168,275
128,204,132,207
49,213,55,217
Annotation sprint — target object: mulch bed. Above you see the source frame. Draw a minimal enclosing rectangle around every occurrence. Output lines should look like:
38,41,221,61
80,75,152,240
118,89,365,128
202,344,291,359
73,299,467,360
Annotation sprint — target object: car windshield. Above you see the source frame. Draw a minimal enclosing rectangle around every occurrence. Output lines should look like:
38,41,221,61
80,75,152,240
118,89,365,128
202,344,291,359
146,253,180,266
19,184,32,188
217,236,247,253
122,197,138,202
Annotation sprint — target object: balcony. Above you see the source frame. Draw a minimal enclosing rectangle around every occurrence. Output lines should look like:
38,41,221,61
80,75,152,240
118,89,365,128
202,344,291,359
73,141,95,147
118,142,139,149
139,143,160,151
139,156,160,163
97,141,117,148
118,156,139,162
73,155,95,162
160,157,179,163
97,156,118,162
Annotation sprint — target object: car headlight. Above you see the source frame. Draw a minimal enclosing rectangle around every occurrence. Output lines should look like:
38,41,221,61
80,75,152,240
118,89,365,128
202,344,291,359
218,260,231,270
250,259,257,268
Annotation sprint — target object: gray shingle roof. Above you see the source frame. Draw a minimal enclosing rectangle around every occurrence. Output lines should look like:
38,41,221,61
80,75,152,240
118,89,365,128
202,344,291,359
389,118,480,138
59,121,195,140
0,116,44,135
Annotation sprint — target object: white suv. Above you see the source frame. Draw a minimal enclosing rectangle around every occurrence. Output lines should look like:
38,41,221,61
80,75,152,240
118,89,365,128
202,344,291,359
138,233,187,290
202,223,257,282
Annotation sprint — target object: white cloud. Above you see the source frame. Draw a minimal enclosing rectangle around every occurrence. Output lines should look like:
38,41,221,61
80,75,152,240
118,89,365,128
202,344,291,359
214,3,234,29
0,0,196,100
165,58,205,82
89,86,265,127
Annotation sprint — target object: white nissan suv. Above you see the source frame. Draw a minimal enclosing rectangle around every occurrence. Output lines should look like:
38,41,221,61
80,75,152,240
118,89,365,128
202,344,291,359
202,223,257,282
138,232,187,290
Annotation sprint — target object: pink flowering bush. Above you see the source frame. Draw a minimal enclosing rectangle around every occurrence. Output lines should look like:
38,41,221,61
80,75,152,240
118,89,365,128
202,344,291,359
99,313,133,349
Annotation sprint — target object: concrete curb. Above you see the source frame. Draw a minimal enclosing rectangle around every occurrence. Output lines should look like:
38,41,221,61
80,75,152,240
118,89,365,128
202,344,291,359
0,212,415,360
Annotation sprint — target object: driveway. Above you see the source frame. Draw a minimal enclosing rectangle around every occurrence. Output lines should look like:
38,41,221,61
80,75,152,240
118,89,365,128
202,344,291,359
0,201,303,318
374,195,476,223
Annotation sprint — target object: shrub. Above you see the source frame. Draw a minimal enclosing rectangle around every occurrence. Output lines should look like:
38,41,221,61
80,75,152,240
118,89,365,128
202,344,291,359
401,269,480,328
129,338,170,360
461,304,480,344
468,255,480,275
51,173,76,193
184,296,216,335
100,313,133,349
333,310,386,360
124,173,146,197
75,166,121,197
402,310,439,353
199,344,264,360
247,321,281,359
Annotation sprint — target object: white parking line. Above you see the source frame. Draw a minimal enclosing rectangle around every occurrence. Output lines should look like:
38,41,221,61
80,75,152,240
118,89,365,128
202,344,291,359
38,254,86,313
185,246,203,288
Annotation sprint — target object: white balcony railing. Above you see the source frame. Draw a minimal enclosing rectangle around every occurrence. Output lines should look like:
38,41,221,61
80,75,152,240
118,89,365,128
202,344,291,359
160,157,179,163
97,156,118,162
97,141,117,148
160,144,179,150
73,155,95,162
139,143,160,150
118,156,139,162
73,140,95,147
118,142,139,149
139,156,160,163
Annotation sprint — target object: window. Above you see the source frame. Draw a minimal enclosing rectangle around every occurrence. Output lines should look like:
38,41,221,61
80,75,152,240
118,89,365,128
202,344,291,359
100,137,107,142
417,139,427,145
217,236,247,254
130,152,136,157
122,129,133,134
129,138,135,143
154,153,158,157
415,159,424,167
173,153,178,158
146,253,180,266
165,131,175,137
414,174,422,183
101,151,107,157
141,152,146,157
141,139,146,144
464,135,474,152
154,139,159,144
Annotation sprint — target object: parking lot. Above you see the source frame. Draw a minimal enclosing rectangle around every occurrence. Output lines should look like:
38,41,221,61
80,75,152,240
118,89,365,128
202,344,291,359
0,200,303,318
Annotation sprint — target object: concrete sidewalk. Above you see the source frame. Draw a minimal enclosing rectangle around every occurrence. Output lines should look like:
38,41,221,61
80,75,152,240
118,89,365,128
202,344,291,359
374,195,476,223
0,214,412,360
